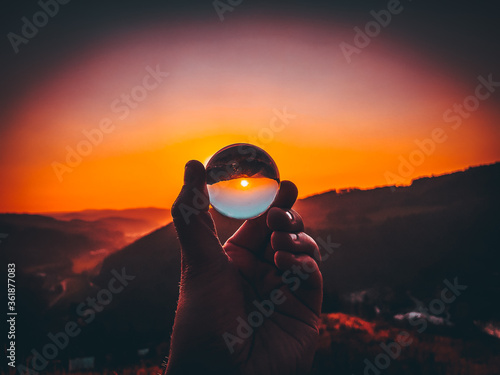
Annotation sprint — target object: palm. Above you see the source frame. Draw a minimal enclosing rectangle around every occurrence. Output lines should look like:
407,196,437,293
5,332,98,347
222,240,321,374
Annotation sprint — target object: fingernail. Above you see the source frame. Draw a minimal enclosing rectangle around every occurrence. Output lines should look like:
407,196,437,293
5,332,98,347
289,233,299,241
286,211,294,220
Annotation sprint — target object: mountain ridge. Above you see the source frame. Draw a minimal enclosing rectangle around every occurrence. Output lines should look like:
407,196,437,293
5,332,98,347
95,162,499,336
1,162,498,364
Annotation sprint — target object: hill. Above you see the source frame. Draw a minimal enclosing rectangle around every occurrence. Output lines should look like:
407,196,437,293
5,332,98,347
2,162,499,372
83,163,500,367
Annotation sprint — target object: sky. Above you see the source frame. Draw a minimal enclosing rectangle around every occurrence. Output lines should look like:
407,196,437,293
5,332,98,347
0,0,499,213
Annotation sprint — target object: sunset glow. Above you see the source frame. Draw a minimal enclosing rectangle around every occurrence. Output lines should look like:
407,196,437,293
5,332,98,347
0,16,499,213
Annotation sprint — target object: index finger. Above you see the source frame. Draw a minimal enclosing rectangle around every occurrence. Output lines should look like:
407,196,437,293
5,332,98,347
224,180,298,253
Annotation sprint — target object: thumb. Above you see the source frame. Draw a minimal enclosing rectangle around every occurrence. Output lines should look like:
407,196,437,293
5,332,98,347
171,160,225,268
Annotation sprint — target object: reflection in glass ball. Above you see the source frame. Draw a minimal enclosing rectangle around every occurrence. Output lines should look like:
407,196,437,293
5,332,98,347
205,144,280,220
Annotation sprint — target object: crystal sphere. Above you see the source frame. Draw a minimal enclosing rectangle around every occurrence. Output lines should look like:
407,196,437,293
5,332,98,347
206,143,280,220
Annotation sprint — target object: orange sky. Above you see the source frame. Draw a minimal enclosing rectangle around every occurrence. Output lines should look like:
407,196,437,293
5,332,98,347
1,16,499,213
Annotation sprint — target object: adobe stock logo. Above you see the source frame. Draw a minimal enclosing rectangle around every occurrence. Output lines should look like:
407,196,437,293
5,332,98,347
7,0,71,54
16,268,135,375
223,236,340,354
383,73,499,188
51,64,169,182
357,278,467,375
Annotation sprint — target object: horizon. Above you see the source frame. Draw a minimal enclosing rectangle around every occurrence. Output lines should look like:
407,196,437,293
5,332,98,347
2,3,500,213
3,160,497,215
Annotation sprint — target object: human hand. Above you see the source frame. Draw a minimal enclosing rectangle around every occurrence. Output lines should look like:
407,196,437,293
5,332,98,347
167,160,322,375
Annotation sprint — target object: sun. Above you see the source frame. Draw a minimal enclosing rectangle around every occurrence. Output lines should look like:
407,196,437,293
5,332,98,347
240,179,249,187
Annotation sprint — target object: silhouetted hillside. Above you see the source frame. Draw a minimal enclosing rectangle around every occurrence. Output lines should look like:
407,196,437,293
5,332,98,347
0,214,122,271
85,162,500,366
3,163,499,372
0,210,172,363
294,163,500,329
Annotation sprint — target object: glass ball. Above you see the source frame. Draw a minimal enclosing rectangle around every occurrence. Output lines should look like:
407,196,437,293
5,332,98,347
205,143,280,220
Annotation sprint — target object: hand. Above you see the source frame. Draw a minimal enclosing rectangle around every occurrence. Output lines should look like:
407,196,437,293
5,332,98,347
167,160,323,375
